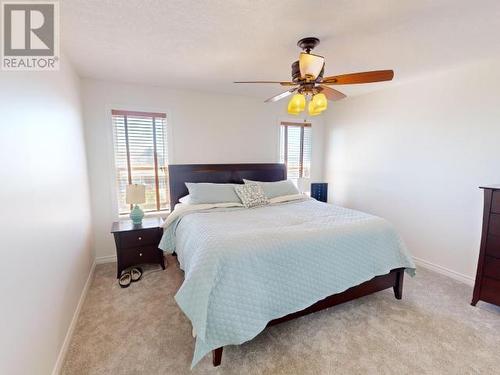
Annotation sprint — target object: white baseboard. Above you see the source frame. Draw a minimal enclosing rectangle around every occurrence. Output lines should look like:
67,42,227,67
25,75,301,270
51,260,96,375
95,254,117,264
413,256,474,286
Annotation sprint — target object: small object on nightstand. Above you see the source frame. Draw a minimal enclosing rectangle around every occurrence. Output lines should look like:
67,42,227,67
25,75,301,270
126,184,146,225
111,217,166,279
311,182,328,202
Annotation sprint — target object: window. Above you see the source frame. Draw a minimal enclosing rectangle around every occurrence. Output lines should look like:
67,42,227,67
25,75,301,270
112,109,169,214
279,121,312,184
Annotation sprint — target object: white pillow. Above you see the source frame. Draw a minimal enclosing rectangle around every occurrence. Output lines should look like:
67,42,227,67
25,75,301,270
179,195,191,204
185,182,242,204
243,179,299,199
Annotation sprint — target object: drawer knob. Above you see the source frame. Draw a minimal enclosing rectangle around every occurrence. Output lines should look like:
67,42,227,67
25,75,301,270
139,252,143,257
138,237,142,241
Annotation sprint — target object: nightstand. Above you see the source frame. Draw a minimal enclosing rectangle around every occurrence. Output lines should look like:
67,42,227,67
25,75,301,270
111,217,166,278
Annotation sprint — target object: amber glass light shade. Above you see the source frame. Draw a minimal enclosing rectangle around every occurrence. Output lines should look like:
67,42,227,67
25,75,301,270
308,93,328,116
287,94,306,115
308,100,322,116
311,93,328,111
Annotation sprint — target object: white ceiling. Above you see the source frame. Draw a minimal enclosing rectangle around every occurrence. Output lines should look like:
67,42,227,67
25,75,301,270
62,0,500,99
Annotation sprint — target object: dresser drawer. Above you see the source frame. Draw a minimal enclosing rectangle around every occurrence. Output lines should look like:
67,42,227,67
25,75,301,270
486,235,500,259
480,277,500,306
119,245,161,267
483,256,500,280
488,214,500,236
491,191,500,214
119,229,160,248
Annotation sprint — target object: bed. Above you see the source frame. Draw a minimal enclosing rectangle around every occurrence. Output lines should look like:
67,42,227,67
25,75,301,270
160,163,415,368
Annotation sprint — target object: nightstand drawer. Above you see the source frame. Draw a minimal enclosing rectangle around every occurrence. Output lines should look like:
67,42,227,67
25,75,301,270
119,245,161,266
119,229,160,248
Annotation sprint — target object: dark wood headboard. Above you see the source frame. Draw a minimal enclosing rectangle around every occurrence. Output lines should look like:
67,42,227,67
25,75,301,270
168,163,287,210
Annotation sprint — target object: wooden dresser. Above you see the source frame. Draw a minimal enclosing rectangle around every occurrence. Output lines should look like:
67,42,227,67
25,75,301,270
472,186,500,307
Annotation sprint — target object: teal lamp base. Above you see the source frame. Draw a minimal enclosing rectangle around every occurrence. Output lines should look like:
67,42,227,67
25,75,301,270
130,204,144,225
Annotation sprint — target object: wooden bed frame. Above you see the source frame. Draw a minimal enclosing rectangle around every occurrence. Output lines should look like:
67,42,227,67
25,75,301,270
168,163,405,367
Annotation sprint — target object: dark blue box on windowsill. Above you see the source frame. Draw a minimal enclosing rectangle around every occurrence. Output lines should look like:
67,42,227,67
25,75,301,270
311,183,328,203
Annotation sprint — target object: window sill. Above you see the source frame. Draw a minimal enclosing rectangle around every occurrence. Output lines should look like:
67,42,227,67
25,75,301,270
119,210,170,220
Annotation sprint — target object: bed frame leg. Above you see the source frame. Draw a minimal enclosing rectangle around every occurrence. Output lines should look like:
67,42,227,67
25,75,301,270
393,269,404,300
212,347,223,367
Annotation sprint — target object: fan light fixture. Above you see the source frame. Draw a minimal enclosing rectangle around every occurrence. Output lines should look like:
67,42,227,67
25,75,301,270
288,93,328,116
287,93,306,114
308,93,328,116
299,52,324,81
312,93,327,111
234,37,394,117
308,101,321,116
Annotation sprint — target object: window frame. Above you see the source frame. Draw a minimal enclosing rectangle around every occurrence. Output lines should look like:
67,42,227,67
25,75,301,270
110,108,170,216
279,121,312,181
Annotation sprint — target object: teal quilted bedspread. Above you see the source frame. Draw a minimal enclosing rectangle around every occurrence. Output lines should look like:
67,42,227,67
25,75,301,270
159,199,415,367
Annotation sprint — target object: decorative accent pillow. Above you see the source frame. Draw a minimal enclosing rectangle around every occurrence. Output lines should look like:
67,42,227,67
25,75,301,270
234,184,270,208
243,179,299,199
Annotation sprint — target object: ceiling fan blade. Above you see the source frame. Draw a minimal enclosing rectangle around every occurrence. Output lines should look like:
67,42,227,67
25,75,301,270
319,86,347,101
321,70,394,85
234,81,297,86
264,89,296,103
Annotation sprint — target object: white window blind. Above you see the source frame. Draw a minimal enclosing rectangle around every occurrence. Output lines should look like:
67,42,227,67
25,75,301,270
280,121,312,184
112,109,169,214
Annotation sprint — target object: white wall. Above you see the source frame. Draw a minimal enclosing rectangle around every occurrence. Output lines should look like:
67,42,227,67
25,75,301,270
81,79,325,259
324,58,500,281
0,60,93,374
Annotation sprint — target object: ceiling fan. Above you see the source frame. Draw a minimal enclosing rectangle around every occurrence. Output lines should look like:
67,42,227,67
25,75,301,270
234,37,394,116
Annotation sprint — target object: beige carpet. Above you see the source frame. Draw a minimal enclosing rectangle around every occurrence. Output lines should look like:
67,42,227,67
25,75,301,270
62,255,500,374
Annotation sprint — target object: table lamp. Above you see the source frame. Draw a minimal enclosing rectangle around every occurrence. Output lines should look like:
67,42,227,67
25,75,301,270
126,184,146,225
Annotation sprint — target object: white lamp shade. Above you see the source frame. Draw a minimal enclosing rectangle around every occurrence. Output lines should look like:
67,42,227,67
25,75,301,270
297,178,311,193
126,184,146,204
299,52,325,80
